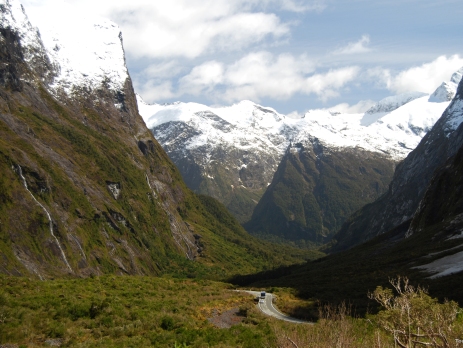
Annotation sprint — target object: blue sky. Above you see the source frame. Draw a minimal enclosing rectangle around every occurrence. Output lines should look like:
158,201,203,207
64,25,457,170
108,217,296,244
23,0,463,114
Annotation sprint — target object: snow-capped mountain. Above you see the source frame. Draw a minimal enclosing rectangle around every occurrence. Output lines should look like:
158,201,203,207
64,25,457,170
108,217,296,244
1,0,129,99
429,67,463,102
364,91,427,115
138,72,461,224
0,0,221,276
334,76,463,251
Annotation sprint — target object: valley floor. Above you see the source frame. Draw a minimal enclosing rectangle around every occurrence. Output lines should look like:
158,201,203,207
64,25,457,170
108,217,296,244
1,275,461,347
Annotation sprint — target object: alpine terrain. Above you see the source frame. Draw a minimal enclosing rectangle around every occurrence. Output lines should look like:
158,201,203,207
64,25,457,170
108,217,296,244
139,74,459,244
333,67,463,251
235,78,463,311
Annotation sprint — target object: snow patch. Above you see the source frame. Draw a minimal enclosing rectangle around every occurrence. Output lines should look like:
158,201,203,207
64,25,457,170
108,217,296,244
447,231,463,240
415,249,463,278
0,0,46,65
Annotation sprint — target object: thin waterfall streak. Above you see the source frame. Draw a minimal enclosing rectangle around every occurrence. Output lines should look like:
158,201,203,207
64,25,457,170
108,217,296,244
16,165,73,273
70,234,86,260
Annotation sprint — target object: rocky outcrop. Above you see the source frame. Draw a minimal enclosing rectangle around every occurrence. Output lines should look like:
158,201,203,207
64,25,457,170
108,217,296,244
429,68,463,102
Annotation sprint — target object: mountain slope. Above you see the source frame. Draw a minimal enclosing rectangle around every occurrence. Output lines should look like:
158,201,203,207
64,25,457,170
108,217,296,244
138,98,286,223
139,83,453,227
0,0,313,279
332,72,463,251
244,141,395,244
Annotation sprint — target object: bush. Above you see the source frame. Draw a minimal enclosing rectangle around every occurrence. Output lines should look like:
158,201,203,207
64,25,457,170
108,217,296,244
369,276,460,348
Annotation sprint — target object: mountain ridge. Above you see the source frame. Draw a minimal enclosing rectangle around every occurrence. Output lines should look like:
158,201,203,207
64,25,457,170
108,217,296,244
138,71,460,238
332,76,463,251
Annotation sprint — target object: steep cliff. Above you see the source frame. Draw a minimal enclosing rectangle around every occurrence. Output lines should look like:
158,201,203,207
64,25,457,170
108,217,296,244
333,75,463,251
0,0,310,279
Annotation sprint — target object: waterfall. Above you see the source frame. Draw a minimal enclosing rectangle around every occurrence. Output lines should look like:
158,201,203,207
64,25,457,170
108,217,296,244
16,165,73,273
69,234,86,260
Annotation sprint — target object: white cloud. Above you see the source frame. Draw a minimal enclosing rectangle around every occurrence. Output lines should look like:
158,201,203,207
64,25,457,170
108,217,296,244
179,61,224,95
134,80,176,102
333,35,371,55
22,0,301,60
303,67,360,101
372,55,463,94
277,0,326,12
175,52,359,103
141,61,184,79
325,100,376,114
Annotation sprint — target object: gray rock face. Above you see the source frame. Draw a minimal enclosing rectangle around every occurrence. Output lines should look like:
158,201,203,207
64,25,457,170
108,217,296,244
333,78,463,251
153,115,281,223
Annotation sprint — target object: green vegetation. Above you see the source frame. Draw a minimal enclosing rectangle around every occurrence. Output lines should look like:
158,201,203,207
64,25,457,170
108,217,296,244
369,277,461,348
1,275,460,347
0,275,274,347
197,162,266,224
245,145,395,245
234,211,463,316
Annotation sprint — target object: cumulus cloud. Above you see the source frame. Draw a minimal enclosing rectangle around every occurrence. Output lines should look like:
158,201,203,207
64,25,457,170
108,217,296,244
177,52,359,103
277,0,326,12
23,0,316,60
371,55,463,94
141,61,185,79
303,67,360,101
134,80,176,102
179,61,225,95
333,35,371,55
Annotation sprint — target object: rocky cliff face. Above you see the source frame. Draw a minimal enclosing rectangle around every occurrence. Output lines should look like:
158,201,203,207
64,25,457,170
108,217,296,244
333,76,463,252
0,0,306,279
407,123,463,241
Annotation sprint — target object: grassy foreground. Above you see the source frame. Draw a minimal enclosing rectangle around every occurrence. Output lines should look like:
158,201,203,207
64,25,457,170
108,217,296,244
1,275,462,347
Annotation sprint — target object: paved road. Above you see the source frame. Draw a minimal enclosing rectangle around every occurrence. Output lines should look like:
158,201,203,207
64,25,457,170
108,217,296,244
243,291,311,324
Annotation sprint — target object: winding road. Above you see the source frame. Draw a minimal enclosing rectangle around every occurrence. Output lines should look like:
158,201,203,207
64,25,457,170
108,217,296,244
243,291,311,324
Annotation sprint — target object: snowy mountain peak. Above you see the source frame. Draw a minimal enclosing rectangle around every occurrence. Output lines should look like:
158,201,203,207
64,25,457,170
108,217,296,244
450,67,463,85
3,0,129,97
429,66,463,102
365,92,427,114
430,82,457,102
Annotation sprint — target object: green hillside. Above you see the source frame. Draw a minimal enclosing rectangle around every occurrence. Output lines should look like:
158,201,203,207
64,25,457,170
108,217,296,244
245,142,395,245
